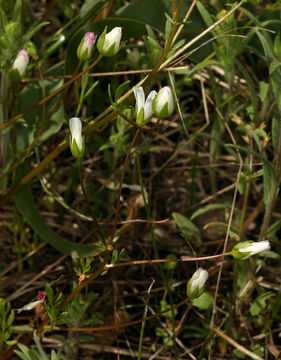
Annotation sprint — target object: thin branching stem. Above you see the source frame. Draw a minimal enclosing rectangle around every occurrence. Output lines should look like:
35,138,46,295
78,159,106,247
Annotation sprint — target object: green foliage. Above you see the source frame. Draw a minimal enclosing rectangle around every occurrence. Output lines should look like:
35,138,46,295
0,298,16,353
14,332,64,360
44,285,68,331
192,292,214,311
0,1,280,358
250,291,274,316
172,212,202,246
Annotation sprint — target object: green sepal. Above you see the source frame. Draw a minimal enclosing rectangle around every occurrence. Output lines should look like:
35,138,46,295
102,42,118,57
97,26,107,55
9,68,21,84
136,106,144,126
77,38,94,62
69,137,85,159
187,281,203,299
153,98,169,119
229,241,253,260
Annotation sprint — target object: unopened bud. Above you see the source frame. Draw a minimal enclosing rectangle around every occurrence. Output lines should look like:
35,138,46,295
152,86,175,118
69,117,85,159
230,240,270,260
77,32,97,61
97,27,122,57
12,50,29,77
186,268,208,299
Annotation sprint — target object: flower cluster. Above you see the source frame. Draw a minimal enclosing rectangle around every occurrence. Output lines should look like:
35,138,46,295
133,85,175,126
77,27,123,61
76,27,122,61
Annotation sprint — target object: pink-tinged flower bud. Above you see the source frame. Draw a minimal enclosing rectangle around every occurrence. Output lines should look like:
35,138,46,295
97,27,122,57
133,86,157,126
152,86,175,118
69,117,85,159
187,268,209,299
77,32,97,61
12,50,29,77
230,240,270,260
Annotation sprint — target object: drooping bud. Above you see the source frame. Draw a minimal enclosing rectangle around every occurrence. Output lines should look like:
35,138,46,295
186,268,209,299
133,86,157,126
230,240,270,260
152,86,175,118
97,27,122,57
69,117,85,159
77,32,97,61
12,50,29,78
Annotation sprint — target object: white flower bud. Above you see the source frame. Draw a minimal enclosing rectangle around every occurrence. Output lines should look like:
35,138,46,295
186,268,209,299
12,50,29,77
230,240,270,260
97,27,122,57
133,86,157,126
77,32,97,61
69,117,85,159
152,86,175,118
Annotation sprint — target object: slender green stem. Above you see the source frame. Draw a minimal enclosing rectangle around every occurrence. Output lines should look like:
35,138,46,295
78,159,106,247
0,72,7,171
108,127,140,249
143,0,184,87
136,153,178,358
137,279,155,360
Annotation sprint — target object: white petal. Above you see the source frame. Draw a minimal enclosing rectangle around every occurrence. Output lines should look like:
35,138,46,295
133,86,145,115
104,27,122,53
239,240,270,256
144,90,157,120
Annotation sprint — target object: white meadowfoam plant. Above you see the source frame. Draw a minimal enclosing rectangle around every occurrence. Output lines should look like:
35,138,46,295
69,117,85,159
152,86,175,118
97,27,122,57
230,240,270,260
186,268,209,299
133,86,157,126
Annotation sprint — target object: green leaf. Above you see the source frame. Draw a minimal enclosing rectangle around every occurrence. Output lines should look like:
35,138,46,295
172,212,201,246
12,0,22,23
263,160,275,206
259,81,269,102
233,349,246,359
45,284,54,303
12,325,34,333
250,291,274,316
7,310,14,327
196,1,214,29
163,253,177,270
191,204,231,220
16,76,64,153
114,80,130,103
14,161,105,257
192,292,214,310
267,218,281,237
272,114,281,159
